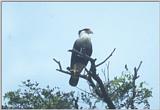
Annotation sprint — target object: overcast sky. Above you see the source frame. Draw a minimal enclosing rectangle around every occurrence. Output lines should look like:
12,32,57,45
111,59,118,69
2,2,159,109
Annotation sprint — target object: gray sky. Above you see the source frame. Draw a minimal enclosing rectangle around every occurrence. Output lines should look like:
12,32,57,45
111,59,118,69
2,2,159,109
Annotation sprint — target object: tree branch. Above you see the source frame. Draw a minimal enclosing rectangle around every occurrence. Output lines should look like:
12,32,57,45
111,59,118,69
68,49,96,62
76,87,97,98
107,61,110,83
131,61,143,109
95,48,116,67
85,61,115,109
68,48,116,68
53,58,87,80
136,61,143,72
53,48,116,109
53,58,62,70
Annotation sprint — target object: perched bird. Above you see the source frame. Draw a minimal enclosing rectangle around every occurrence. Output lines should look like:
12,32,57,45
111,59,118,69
69,28,93,86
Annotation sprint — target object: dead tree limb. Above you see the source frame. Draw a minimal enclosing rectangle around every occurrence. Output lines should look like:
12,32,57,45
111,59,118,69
68,49,96,62
53,48,116,109
85,59,115,109
131,61,143,109
53,58,88,80
53,58,62,70
107,61,110,83
96,48,116,67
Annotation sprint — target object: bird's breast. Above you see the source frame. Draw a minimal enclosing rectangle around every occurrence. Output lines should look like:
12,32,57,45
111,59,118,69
78,37,92,48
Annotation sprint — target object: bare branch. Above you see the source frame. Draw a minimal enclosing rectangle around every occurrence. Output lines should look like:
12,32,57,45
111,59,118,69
56,69,71,76
136,61,143,72
76,87,97,98
53,48,116,109
68,49,96,62
85,68,103,98
102,68,106,82
130,61,143,109
53,58,88,80
96,48,116,67
125,64,128,71
53,58,62,70
85,63,115,109
107,61,110,83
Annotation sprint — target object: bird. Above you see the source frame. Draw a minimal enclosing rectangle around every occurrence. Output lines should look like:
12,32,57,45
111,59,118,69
69,28,93,86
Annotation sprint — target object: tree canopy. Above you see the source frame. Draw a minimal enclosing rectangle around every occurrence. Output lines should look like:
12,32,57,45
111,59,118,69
2,70,152,109
3,80,76,109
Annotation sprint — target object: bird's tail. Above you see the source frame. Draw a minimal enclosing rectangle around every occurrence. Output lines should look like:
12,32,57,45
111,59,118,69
69,63,85,86
69,73,79,86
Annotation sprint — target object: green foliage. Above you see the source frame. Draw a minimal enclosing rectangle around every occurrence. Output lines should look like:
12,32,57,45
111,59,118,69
80,92,99,109
3,80,75,109
2,69,152,109
104,72,152,109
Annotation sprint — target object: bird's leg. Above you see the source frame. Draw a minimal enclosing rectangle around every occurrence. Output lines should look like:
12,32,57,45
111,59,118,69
67,67,76,74
67,67,74,72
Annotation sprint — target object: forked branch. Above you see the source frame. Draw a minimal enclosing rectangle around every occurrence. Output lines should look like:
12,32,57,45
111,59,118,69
53,48,116,109
96,48,116,67
131,61,143,109
53,58,87,80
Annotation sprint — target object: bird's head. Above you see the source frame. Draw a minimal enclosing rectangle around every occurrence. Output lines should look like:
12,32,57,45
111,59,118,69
78,28,93,37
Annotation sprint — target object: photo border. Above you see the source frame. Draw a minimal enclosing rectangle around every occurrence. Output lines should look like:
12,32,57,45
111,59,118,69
0,0,159,109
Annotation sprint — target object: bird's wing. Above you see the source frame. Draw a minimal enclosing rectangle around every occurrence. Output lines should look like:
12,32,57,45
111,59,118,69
70,39,81,68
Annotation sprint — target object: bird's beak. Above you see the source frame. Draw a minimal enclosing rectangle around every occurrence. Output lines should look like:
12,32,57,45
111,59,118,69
89,30,93,34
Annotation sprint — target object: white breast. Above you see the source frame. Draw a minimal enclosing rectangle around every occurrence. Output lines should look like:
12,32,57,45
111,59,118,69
79,31,91,42
77,34,91,50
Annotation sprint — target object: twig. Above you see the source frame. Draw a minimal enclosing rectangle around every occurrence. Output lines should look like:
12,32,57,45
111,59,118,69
53,48,116,109
107,61,110,83
68,49,96,62
102,68,106,82
85,61,116,109
76,87,91,95
69,48,115,108
53,58,88,80
76,87,96,98
136,61,143,72
130,61,143,109
125,64,128,71
53,58,62,70
96,48,116,67
85,68,102,98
